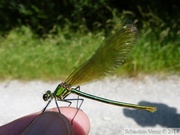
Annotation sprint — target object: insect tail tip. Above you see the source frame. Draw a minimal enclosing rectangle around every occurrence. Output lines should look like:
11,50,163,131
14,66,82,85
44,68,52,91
146,106,157,113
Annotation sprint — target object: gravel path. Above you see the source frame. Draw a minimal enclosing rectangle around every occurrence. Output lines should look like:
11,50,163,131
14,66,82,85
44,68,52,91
0,76,180,135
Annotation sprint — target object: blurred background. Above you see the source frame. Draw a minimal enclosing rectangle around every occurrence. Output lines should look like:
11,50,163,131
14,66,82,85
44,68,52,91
0,1,180,134
0,0,179,80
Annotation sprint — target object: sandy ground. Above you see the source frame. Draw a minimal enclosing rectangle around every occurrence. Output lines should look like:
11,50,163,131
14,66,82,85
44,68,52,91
0,76,180,135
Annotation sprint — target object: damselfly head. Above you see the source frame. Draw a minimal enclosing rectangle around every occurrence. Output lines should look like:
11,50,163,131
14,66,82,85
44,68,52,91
43,90,52,101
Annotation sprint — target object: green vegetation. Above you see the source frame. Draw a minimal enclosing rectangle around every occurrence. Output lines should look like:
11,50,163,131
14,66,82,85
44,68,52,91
121,27,180,76
0,1,179,80
0,24,179,80
0,26,100,80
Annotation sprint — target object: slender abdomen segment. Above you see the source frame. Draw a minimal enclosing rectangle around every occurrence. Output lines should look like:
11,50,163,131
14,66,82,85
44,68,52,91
71,89,156,112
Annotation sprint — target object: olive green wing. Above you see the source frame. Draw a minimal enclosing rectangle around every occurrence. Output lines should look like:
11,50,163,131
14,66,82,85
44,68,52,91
65,23,138,86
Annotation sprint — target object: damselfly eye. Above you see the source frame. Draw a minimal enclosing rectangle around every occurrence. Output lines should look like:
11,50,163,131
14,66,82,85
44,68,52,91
43,94,49,101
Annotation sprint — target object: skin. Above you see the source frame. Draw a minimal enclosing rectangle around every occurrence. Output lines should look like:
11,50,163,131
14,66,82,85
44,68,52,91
0,107,90,135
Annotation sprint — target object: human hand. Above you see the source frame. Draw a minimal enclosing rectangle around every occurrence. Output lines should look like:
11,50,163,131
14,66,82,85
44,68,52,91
0,107,90,135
